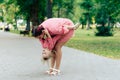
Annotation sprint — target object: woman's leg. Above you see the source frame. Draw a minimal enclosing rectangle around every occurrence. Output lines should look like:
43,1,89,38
50,54,56,68
53,30,74,70
46,53,56,74
54,41,67,70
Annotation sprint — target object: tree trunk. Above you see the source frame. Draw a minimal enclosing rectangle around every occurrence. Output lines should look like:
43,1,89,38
86,15,90,30
26,17,30,31
57,7,60,17
1,9,4,22
30,0,39,36
30,0,39,26
57,2,61,18
14,16,18,30
46,0,53,18
81,24,84,29
108,16,111,27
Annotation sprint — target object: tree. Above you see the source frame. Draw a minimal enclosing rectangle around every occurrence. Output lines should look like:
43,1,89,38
53,0,74,19
16,0,46,27
7,0,19,29
63,0,74,19
53,0,63,17
0,0,3,3
46,0,53,18
80,0,94,30
0,0,4,21
0,0,19,28
79,15,87,29
94,0,120,36
0,7,4,22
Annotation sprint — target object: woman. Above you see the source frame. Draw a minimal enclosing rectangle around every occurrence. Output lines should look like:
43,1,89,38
34,18,80,75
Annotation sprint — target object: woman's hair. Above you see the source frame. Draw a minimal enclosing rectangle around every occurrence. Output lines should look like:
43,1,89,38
33,25,44,37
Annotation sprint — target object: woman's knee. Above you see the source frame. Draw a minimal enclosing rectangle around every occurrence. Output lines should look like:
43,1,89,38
54,45,62,51
54,43,63,50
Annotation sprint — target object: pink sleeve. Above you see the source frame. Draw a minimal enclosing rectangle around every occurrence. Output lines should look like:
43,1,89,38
39,36,61,50
39,38,54,50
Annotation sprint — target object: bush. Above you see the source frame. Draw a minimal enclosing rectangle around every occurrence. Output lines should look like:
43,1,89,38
95,26,113,36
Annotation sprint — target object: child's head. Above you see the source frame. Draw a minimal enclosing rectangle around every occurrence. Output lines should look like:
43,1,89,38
42,48,52,61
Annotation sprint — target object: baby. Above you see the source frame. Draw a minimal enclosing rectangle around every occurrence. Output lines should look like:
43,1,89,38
42,47,58,61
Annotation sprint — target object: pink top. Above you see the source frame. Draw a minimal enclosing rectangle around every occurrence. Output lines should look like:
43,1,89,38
38,18,74,50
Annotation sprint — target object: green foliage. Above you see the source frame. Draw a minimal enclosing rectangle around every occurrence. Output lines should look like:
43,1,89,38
80,0,93,11
0,16,3,21
95,26,113,36
79,16,86,25
53,0,74,19
92,0,120,36
0,0,19,23
79,0,94,29
16,0,46,25
0,0,4,3
0,9,3,21
94,0,120,25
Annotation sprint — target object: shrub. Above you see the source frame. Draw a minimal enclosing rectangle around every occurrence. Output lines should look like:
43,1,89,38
95,26,113,36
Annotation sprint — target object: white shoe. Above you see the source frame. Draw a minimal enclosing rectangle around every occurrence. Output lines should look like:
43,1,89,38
45,68,54,74
74,23,80,30
50,69,61,76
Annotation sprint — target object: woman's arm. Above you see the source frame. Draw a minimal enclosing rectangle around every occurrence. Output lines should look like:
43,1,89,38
39,29,54,51
42,29,51,38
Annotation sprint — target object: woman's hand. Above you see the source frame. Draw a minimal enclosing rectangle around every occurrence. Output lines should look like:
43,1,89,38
43,29,49,35
43,29,51,38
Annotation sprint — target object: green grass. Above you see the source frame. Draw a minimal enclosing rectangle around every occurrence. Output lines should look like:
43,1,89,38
10,30,32,36
10,30,20,34
65,29,120,59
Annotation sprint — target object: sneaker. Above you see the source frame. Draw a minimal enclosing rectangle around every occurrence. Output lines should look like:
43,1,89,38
74,23,80,30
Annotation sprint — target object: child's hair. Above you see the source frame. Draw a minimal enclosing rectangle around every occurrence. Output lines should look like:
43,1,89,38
41,57,50,66
41,50,56,67
33,25,44,37
41,54,51,66
43,57,50,61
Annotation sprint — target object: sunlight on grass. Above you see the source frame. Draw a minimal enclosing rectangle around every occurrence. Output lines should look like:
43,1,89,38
65,29,120,59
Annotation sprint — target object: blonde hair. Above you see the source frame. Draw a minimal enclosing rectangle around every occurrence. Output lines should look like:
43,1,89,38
41,50,56,65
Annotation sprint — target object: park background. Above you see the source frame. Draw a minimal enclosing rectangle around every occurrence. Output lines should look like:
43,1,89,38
0,0,120,59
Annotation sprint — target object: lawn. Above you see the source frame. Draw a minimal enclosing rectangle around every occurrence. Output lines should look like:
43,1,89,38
65,28,120,59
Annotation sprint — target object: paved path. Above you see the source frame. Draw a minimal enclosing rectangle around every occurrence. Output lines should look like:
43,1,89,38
0,31,120,80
